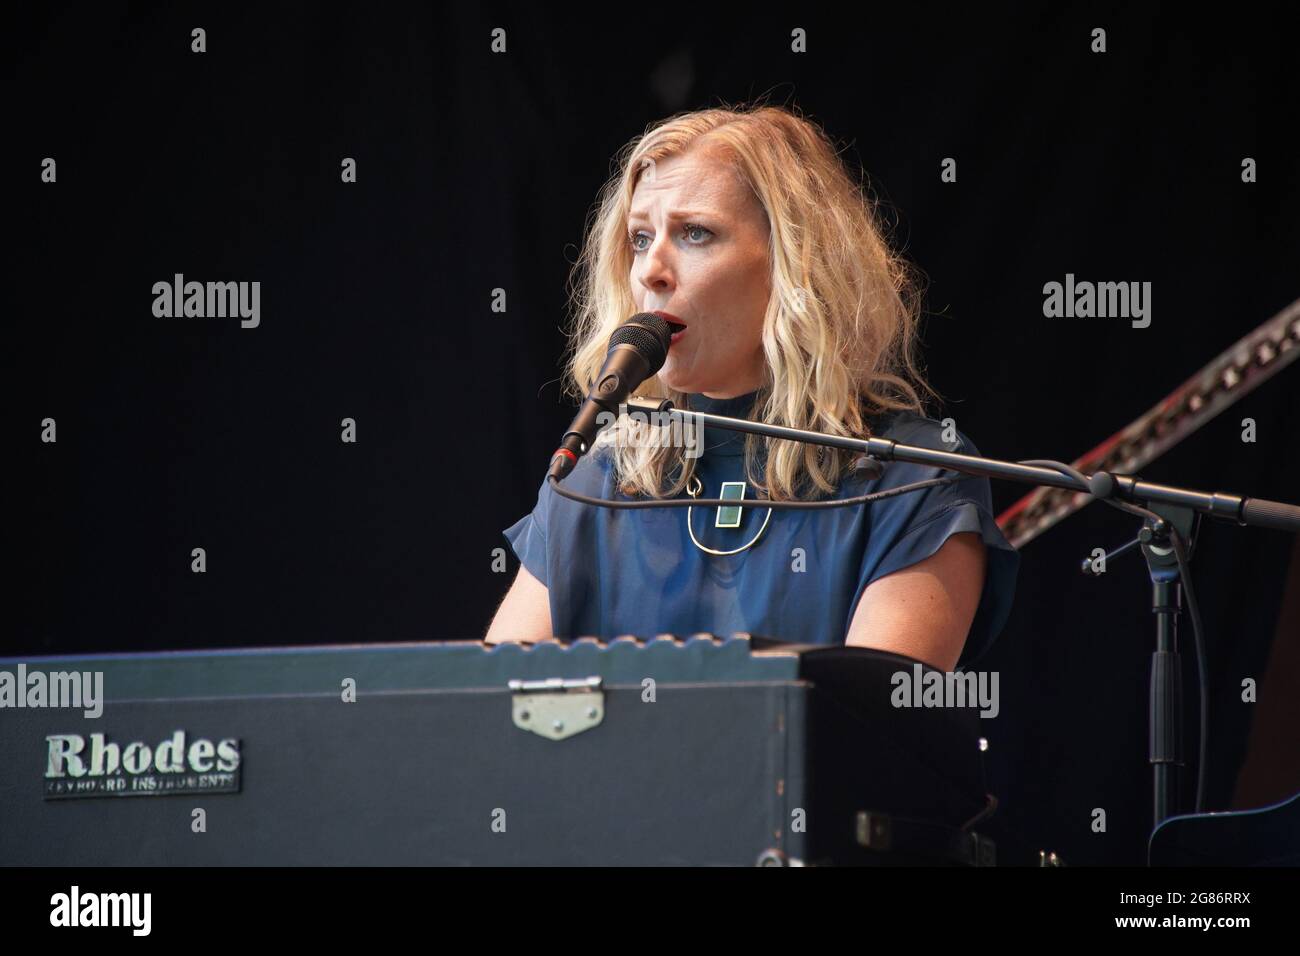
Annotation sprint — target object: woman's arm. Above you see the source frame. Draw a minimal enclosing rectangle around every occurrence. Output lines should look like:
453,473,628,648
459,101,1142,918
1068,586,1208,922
844,531,987,671
484,564,554,644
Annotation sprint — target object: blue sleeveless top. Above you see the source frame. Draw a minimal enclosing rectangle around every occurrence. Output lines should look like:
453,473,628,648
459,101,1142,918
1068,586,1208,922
503,391,1019,668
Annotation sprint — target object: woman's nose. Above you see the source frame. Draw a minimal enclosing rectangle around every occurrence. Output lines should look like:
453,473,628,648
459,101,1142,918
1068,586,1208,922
638,240,675,292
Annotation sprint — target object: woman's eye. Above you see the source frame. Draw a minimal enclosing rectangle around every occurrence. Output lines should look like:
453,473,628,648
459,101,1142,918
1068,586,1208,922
628,224,712,252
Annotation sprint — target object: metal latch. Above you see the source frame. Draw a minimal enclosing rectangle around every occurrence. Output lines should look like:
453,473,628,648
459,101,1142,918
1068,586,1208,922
509,676,604,740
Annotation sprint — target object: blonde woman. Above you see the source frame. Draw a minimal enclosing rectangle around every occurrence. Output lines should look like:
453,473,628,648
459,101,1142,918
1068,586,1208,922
486,104,1018,672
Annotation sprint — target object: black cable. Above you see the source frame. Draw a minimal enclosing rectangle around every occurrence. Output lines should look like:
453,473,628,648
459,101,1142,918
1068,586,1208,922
546,473,963,510
1166,528,1208,814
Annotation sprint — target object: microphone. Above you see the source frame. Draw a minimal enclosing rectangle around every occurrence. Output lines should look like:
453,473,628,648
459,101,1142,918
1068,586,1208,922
547,312,673,481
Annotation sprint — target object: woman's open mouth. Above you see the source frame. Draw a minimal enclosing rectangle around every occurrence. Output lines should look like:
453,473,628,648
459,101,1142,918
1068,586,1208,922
654,312,688,346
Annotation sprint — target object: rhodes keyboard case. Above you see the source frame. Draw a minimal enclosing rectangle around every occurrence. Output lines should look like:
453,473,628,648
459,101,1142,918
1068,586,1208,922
0,637,987,865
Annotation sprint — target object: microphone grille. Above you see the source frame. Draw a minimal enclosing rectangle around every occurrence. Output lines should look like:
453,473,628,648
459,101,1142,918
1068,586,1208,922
610,312,672,369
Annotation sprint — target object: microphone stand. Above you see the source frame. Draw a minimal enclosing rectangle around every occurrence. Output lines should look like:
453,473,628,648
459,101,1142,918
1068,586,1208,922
616,395,1300,829
1081,503,1203,826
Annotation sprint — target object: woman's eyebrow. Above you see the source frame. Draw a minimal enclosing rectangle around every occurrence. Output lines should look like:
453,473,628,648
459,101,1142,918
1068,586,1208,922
627,209,720,223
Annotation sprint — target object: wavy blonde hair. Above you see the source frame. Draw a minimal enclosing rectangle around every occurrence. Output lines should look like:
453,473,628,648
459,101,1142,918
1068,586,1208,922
564,101,937,501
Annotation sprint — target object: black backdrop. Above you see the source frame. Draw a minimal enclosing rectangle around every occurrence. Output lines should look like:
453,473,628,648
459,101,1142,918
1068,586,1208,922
9,5,1297,865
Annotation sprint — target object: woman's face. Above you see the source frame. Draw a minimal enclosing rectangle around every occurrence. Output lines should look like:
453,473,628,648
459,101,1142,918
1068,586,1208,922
627,147,772,398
